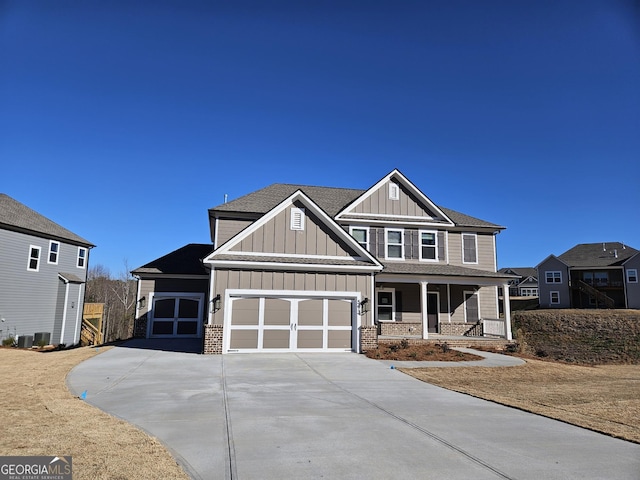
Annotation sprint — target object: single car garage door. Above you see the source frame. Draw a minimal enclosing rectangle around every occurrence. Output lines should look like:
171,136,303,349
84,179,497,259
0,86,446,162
225,294,355,353
150,293,204,338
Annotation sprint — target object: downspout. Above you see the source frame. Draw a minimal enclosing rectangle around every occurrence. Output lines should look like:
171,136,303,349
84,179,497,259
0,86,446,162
73,284,83,344
60,277,70,344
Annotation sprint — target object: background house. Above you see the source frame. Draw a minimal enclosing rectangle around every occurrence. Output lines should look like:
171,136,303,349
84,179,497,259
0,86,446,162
0,194,95,346
498,267,538,297
133,170,514,354
537,242,640,309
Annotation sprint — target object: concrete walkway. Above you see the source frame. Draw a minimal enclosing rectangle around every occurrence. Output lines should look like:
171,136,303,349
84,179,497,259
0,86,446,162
67,343,640,480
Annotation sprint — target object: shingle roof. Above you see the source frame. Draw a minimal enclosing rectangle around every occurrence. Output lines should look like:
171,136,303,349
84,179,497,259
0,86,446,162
0,193,94,246
211,184,502,229
498,267,537,278
558,242,638,267
131,244,213,275
381,262,514,278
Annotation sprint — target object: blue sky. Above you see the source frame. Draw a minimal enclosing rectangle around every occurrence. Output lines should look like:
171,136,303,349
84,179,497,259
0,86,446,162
2,1,639,276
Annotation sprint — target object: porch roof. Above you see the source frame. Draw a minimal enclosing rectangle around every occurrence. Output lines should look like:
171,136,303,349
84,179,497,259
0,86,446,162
380,262,515,279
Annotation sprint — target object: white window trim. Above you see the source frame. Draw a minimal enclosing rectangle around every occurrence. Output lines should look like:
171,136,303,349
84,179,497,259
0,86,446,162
389,182,399,200
290,207,305,231
550,291,560,304
349,226,369,250
627,269,638,283
48,240,60,265
27,245,41,272
376,288,396,322
419,230,438,262
545,271,562,284
461,233,478,264
385,227,404,260
77,247,87,269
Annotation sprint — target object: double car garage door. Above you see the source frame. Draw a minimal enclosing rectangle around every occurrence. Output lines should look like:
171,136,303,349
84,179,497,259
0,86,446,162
226,294,356,353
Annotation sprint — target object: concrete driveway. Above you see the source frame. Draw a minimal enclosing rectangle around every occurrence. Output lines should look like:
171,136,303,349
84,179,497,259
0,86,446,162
67,342,640,480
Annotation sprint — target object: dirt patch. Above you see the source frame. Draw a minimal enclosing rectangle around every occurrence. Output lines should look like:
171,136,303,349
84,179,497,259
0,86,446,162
402,359,640,444
365,342,482,361
0,347,189,480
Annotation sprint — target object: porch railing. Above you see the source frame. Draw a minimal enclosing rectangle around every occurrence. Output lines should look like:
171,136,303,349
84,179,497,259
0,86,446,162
482,318,507,338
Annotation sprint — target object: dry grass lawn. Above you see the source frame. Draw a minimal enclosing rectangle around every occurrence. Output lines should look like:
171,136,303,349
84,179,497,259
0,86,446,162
402,358,640,444
0,346,188,480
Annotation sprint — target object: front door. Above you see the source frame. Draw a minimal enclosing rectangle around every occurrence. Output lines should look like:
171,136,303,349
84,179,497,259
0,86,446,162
427,292,439,333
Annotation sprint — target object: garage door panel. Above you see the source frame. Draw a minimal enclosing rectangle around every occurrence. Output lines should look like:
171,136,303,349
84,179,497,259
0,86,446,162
264,298,290,326
298,299,323,326
152,321,173,335
297,330,323,349
231,298,260,325
263,329,291,349
328,330,351,348
230,330,259,349
328,299,352,326
177,321,198,335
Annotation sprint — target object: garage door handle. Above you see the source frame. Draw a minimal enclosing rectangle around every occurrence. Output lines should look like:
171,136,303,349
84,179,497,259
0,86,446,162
291,324,297,331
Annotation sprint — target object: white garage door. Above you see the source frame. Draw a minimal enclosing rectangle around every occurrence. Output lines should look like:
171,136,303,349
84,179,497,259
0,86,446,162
225,294,356,353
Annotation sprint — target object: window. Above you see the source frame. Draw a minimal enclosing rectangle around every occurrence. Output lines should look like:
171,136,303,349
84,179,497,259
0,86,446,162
349,226,369,250
385,229,404,259
520,288,539,297
462,233,477,264
583,272,593,285
290,207,305,231
48,241,60,264
546,271,562,283
420,230,437,261
595,272,608,287
27,245,41,271
550,291,560,304
627,269,638,283
377,289,395,321
388,182,399,200
77,247,87,268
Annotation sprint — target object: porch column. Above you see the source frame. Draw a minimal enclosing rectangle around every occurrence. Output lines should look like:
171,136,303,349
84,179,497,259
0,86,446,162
503,282,513,341
421,281,429,339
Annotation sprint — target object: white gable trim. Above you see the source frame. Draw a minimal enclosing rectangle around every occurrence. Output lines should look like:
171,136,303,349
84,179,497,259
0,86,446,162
207,260,380,272
335,169,455,226
203,190,382,268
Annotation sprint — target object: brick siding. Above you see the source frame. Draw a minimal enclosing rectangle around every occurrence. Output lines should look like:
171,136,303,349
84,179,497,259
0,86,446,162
203,324,224,354
359,325,378,352
379,322,423,337
133,315,147,338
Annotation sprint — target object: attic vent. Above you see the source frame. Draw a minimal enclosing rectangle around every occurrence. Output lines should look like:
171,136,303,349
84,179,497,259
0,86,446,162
389,182,399,200
290,207,305,231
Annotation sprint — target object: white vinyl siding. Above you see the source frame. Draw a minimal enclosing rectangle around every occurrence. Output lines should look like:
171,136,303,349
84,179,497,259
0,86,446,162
77,247,87,268
419,230,437,261
462,233,477,264
27,245,41,271
546,271,562,283
48,241,60,264
385,228,404,260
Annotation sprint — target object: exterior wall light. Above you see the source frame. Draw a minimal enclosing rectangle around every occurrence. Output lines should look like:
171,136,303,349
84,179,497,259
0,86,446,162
358,297,369,315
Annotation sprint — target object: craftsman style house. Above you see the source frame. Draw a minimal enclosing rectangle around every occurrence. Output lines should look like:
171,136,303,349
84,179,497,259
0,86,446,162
133,170,514,354
0,194,94,346
537,242,640,309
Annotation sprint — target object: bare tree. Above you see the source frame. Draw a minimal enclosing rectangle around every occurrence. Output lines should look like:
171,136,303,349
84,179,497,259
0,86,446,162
85,260,135,343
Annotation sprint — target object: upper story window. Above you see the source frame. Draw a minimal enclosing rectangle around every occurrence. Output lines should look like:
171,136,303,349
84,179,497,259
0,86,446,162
420,230,437,261
349,226,369,250
627,269,638,283
385,228,404,259
27,245,41,271
546,271,562,283
48,241,60,264
290,208,305,231
462,233,477,264
388,182,399,200
77,247,87,268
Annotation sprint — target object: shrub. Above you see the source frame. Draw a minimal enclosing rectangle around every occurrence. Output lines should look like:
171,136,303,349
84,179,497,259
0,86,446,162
400,338,409,349
2,336,15,347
